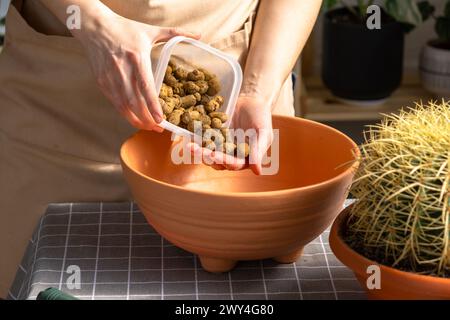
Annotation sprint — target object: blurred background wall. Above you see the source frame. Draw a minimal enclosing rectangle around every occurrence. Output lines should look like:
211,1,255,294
0,0,9,17
0,0,10,36
2,0,445,72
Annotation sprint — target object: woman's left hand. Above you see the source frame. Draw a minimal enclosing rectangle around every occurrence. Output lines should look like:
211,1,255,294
189,95,273,175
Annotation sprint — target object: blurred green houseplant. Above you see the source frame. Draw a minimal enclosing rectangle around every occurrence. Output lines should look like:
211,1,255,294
323,0,425,30
419,0,450,46
321,0,426,102
419,0,450,97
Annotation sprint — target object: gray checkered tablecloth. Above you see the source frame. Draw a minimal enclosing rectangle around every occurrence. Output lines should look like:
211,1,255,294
8,201,366,300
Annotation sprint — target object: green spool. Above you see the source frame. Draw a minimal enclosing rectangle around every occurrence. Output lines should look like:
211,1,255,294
37,288,79,300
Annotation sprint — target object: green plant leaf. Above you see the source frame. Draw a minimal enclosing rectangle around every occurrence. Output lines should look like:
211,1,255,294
445,0,450,18
357,0,366,16
435,17,450,42
417,1,435,21
385,0,423,26
323,0,339,11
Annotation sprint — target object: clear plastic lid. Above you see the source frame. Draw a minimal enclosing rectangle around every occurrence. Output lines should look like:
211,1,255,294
151,36,243,137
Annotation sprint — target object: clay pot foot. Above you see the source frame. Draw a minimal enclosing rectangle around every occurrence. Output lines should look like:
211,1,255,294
273,247,304,264
199,256,237,273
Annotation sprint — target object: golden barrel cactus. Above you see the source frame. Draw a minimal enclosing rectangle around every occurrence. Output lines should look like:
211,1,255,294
346,101,449,277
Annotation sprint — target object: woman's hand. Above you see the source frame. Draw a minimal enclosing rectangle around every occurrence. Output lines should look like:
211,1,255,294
73,10,200,131
189,95,273,175
232,96,274,175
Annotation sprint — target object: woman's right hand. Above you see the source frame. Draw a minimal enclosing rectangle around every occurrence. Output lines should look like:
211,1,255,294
73,9,200,131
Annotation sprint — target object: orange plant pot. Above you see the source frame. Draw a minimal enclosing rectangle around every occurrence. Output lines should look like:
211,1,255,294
330,205,450,300
120,115,359,272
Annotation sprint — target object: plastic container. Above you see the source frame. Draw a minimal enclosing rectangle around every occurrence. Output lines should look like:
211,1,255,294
151,36,243,137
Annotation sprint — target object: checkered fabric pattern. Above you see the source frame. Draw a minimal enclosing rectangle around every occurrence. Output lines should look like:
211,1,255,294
8,201,366,300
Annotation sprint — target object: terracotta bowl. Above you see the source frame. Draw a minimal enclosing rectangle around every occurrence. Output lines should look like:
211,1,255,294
120,115,359,272
330,205,450,299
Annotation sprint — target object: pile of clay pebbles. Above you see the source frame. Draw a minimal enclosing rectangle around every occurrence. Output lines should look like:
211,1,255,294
159,59,249,158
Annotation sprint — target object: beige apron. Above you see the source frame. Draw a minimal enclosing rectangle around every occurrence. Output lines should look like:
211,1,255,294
0,0,294,296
